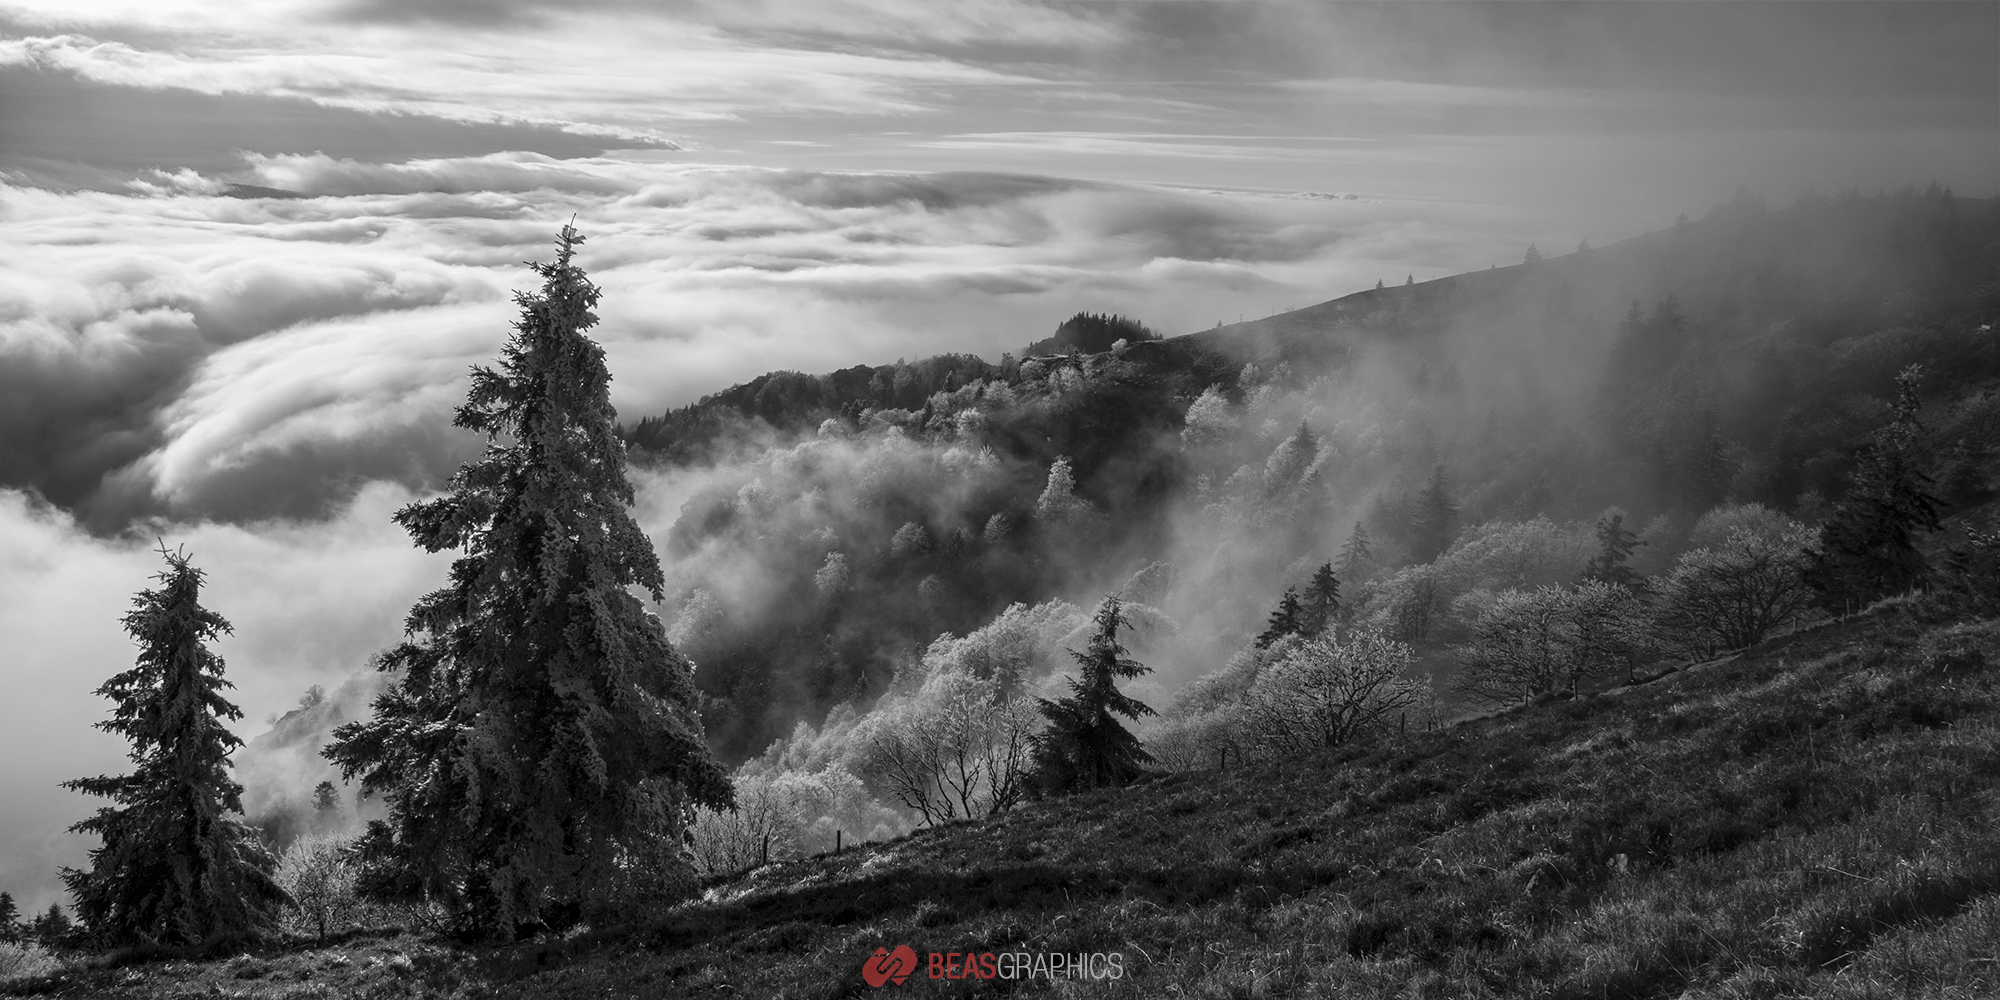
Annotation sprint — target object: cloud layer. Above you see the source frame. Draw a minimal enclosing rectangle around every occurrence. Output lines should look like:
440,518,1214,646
0,154,1520,528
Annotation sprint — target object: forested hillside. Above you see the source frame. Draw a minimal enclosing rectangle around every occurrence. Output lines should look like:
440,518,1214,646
624,187,2000,767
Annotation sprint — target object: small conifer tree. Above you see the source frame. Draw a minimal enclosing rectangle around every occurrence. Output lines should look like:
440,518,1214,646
62,545,287,949
0,891,18,941
31,905,71,946
1255,587,1307,649
1411,465,1460,562
1583,513,1645,590
1804,365,1943,610
1031,598,1154,792
1301,563,1341,636
1337,522,1373,580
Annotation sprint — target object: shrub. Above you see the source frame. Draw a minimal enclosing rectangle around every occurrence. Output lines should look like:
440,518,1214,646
1145,705,1250,771
0,941,59,983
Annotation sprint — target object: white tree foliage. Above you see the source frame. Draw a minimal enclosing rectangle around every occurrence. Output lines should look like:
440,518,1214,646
1246,629,1430,754
1034,456,1096,523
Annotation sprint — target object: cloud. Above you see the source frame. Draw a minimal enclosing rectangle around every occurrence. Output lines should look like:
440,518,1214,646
0,155,1522,530
0,12,1041,140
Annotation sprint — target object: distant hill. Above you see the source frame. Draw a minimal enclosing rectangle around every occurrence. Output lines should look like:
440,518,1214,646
1022,311,1160,357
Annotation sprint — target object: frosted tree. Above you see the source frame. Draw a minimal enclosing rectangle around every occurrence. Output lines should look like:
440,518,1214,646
813,551,851,599
1247,629,1426,753
1034,456,1094,523
325,226,731,938
63,546,288,949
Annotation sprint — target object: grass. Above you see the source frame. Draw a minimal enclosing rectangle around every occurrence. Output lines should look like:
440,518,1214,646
9,604,1998,998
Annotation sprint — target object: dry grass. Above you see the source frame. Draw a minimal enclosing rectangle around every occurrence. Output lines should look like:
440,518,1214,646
11,607,1998,999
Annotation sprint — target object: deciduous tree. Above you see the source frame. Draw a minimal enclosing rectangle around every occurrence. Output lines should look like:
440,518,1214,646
1247,629,1426,754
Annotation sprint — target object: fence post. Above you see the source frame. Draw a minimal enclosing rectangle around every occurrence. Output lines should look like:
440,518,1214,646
836,829,842,855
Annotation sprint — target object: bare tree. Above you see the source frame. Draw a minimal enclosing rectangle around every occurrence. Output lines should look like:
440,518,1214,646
859,713,954,825
980,696,1039,814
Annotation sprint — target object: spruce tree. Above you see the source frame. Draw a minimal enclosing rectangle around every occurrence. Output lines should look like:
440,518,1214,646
1255,587,1306,649
1583,513,1644,590
1804,365,1943,611
311,781,340,817
1411,465,1460,561
0,891,18,942
1337,522,1373,580
1031,598,1154,792
31,905,70,946
62,545,286,950
325,226,732,938
1301,563,1341,637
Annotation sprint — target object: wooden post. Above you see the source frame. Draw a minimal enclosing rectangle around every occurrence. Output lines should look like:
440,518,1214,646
761,832,769,865
836,829,842,855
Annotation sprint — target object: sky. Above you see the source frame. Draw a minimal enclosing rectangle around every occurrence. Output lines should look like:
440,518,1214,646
0,0,1995,910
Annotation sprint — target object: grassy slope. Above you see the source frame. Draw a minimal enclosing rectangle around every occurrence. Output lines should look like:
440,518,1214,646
532,607,2000,1000
27,603,1992,999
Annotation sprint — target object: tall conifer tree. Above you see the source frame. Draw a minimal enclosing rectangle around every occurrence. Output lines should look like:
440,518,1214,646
326,226,731,937
63,546,287,949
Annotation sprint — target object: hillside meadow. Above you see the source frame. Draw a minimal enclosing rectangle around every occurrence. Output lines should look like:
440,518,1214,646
7,594,1995,999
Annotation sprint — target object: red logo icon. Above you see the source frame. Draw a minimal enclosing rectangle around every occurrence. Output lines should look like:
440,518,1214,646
863,945,919,987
